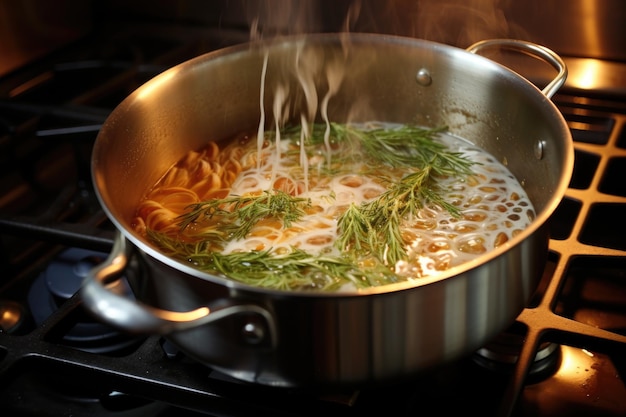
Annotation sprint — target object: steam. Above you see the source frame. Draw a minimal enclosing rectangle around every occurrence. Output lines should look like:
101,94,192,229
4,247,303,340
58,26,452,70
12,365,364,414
408,0,512,47
248,0,358,187
295,45,320,190
238,0,521,47
246,0,518,186
256,52,268,170
320,59,345,167
248,5,315,39
254,42,349,189
272,84,288,171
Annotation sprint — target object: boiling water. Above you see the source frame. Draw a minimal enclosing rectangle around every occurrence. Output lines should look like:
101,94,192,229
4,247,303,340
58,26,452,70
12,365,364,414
133,123,534,289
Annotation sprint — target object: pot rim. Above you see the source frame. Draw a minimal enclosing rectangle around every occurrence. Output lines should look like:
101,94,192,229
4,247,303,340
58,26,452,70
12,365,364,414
94,32,574,297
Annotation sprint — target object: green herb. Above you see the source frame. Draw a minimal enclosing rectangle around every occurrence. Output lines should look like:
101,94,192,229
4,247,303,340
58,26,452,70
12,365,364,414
331,124,476,265
294,123,470,171
147,229,398,291
331,123,448,167
148,122,477,290
336,172,461,266
177,189,311,240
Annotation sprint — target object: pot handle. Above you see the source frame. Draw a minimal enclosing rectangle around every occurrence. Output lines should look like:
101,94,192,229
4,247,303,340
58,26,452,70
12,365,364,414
466,39,567,99
80,230,276,346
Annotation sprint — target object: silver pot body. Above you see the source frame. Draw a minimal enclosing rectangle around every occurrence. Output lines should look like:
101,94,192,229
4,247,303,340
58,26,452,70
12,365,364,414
84,34,573,387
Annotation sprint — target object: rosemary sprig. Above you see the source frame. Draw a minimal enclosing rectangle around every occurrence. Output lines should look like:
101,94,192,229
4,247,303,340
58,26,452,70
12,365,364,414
331,123,449,168
301,123,473,172
177,189,311,240
332,125,476,265
336,171,461,266
207,249,399,290
147,229,399,291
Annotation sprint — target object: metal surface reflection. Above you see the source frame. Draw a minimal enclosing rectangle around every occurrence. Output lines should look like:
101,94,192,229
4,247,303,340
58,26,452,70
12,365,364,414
523,345,626,415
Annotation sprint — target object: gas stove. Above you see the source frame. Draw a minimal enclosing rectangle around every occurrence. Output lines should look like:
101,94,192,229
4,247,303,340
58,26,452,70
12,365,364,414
1,3,626,416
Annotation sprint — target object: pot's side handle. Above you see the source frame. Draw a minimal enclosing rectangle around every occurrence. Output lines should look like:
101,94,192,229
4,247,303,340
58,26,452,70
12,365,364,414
466,39,567,99
80,231,276,346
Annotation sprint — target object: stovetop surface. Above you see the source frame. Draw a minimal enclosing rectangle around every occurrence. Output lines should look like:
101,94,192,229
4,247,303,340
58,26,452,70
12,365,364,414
1,19,626,417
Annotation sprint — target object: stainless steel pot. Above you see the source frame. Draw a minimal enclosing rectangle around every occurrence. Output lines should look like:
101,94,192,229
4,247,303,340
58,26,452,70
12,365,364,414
81,34,573,387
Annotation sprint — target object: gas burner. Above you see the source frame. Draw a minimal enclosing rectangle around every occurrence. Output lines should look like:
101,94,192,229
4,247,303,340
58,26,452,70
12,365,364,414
0,300,26,334
472,326,561,381
26,247,141,354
